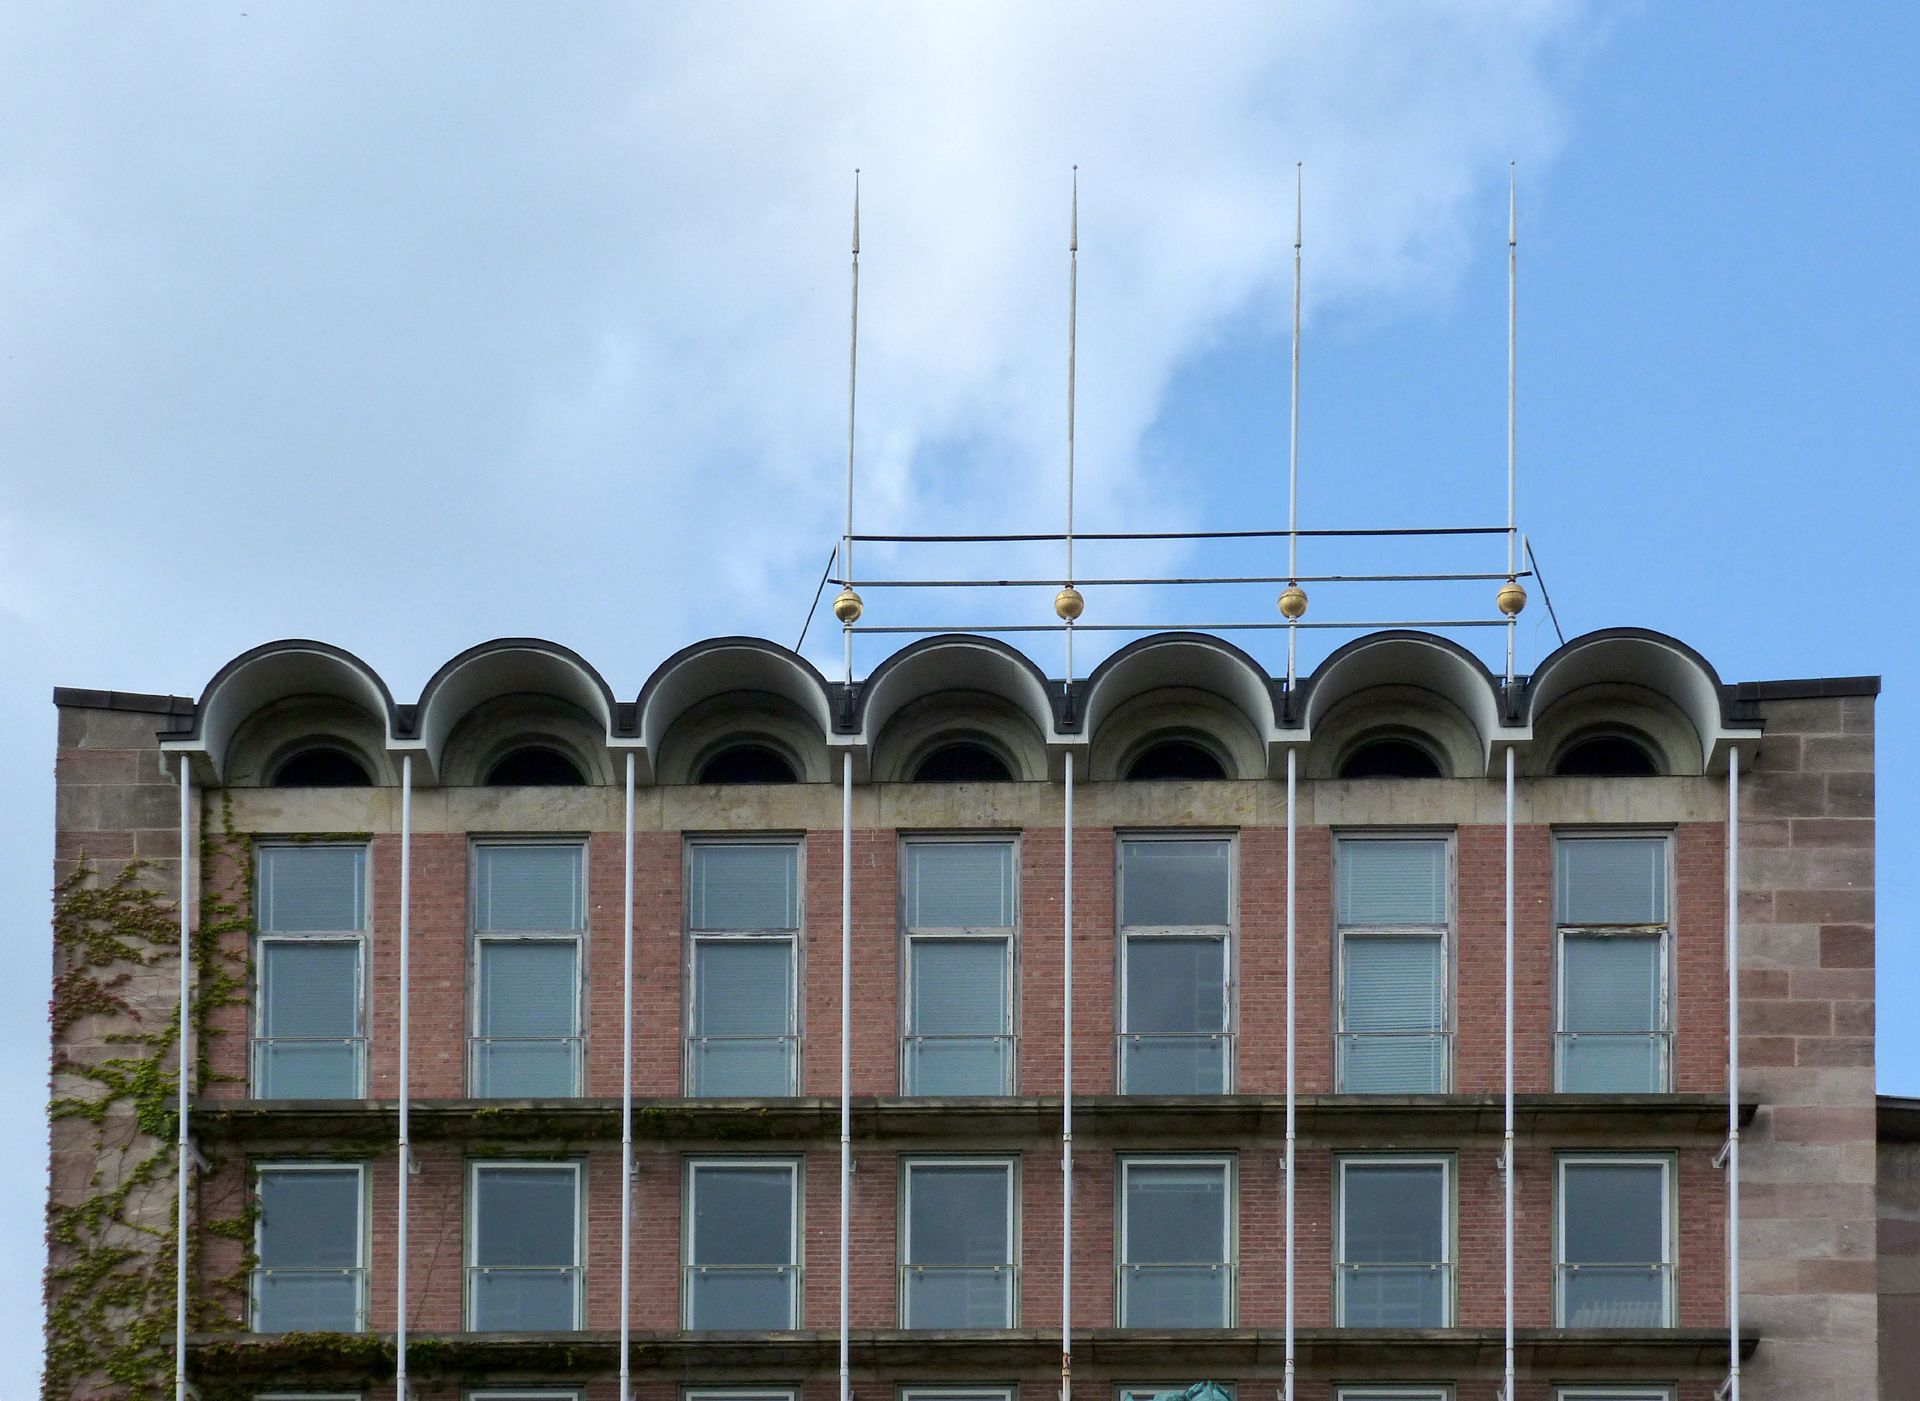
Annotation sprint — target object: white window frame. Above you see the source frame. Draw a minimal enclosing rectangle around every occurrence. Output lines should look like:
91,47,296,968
1552,1389,1675,1401
1333,1389,1454,1401
1115,833,1237,1094
1333,831,1455,1094
468,838,587,1098
464,1159,585,1332
471,1393,585,1401
684,836,803,1097
1554,1153,1676,1328
685,1390,798,1401
252,842,370,1100
1115,1152,1236,1328
898,1155,1019,1329
1118,1387,1238,1401
682,1155,803,1330
250,1160,369,1334
1553,831,1675,1093
1332,1153,1455,1328
899,833,1019,1096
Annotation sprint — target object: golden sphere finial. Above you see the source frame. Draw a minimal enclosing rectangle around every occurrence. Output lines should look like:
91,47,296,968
832,586,864,624
1496,578,1527,617
1277,583,1309,620
1054,584,1085,622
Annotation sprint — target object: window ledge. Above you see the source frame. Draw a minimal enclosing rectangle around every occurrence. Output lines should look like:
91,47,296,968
191,1092,1759,1147
186,1326,1759,1385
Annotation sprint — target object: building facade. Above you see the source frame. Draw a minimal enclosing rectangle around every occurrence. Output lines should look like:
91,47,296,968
44,629,1883,1400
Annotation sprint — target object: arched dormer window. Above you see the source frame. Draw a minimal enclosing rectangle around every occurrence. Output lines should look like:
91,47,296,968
1338,736,1444,780
697,743,799,785
269,746,373,788
484,745,586,786
911,741,1013,783
1554,732,1662,778
1125,738,1229,781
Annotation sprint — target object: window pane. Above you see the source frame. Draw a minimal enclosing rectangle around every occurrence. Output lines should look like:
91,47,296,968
1338,1162,1450,1326
1342,1162,1445,1262
473,1167,577,1268
686,1268,795,1330
1563,1162,1666,1264
479,941,578,1037
692,1166,795,1266
907,1165,1009,1264
690,844,798,930
262,941,359,1039
1558,838,1667,925
1563,935,1661,1033
905,1038,1011,1097
259,846,365,932
1339,840,1447,926
911,938,1008,1035
255,1167,360,1334
1121,1266,1230,1328
1127,936,1226,1035
1558,1034,1666,1094
476,845,583,931
1121,1037,1228,1095
1121,840,1230,927
907,843,1014,928
695,940,793,1036
1125,1163,1226,1264
1561,1266,1667,1328
1343,935,1444,1032
259,1170,360,1268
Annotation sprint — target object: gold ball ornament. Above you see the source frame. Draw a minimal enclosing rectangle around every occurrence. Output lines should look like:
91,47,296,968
832,587,864,624
1496,578,1528,617
1277,583,1309,620
1054,585,1085,622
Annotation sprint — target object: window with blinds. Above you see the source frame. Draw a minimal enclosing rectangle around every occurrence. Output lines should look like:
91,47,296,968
687,842,800,1096
1556,1155,1673,1328
1336,836,1450,1094
254,845,368,1100
903,840,1015,1096
1118,1156,1234,1328
470,844,585,1098
684,1159,801,1329
1118,837,1233,1095
1555,835,1671,1093
1335,1156,1453,1327
900,1158,1016,1328
251,1163,366,1333
467,1162,583,1331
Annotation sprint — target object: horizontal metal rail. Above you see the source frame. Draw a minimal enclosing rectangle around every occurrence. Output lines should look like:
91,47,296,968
851,525,1510,544
851,619,1509,635
831,570,1531,589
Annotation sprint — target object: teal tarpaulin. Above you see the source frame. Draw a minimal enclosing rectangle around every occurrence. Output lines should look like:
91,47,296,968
1149,1384,1232,1401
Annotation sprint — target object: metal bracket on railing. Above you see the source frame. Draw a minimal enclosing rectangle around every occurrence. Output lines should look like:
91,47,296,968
405,1145,421,1177
1715,1369,1739,1401
186,1140,210,1174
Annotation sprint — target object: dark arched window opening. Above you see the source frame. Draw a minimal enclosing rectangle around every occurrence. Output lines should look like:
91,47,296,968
1339,738,1443,779
911,742,1013,783
698,743,799,785
271,747,373,788
1126,739,1229,781
485,745,586,786
1556,734,1660,777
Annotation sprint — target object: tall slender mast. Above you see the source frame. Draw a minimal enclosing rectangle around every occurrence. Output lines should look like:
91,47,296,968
1505,164,1518,682
835,170,860,1401
1277,166,1309,669
1057,166,1081,1401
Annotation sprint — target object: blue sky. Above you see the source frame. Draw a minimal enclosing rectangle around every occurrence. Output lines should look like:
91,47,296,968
2,3,1915,1391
